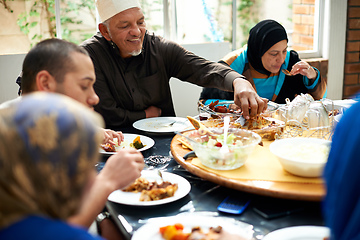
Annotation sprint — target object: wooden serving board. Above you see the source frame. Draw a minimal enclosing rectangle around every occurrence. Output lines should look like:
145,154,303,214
170,135,325,201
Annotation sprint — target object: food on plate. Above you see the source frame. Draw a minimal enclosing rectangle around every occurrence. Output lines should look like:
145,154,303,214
100,135,146,152
198,100,279,122
159,224,247,240
208,100,241,114
132,136,145,149
198,100,284,140
198,100,242,121
328,109,340,116
178,137,193,150
202,116,285,141
120,136,146,150
241,115,274,130
160,223,189,240
100,143,116,152
242,116,284,140
122,177,178,201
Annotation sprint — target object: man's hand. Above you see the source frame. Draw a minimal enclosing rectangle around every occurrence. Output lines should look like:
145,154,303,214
103,128,124,145
233,78,268,119
145,106,162,118
98,148,144,191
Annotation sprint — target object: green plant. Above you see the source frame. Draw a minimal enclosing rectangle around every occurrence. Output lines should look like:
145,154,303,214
213,0,259,47
237,0,259,46
0,0,13,12
5,0,96,47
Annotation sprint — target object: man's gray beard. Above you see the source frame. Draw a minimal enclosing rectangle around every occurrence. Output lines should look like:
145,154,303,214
130,49,142,56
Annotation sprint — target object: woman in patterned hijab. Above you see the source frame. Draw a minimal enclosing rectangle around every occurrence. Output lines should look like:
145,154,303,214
0,92,104,239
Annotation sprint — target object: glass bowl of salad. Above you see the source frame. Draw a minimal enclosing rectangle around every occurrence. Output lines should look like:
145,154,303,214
178,128,262,170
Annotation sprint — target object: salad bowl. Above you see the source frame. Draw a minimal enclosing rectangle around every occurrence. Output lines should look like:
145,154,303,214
177,127,261,170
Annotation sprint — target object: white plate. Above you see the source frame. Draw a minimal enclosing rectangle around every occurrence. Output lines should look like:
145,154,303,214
99,133,155,154
108,170,191,206
133,117,192,133
262,226,330,240
132,215,254,240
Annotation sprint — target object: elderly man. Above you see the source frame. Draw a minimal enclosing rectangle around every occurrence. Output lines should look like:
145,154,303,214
81,0,267,130
4,39,144,237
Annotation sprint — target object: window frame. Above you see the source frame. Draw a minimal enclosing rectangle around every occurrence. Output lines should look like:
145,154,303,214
158,0,327,59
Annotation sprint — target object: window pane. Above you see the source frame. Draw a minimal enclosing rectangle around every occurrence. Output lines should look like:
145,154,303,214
0,0,321,56
174,0,230,44
234,0,318,53
139,0,164,36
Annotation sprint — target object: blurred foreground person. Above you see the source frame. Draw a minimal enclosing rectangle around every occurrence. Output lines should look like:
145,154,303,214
0,92,106,239
323,100,360,240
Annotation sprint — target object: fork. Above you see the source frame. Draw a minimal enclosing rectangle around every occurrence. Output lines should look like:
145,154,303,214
158,170,164,182
165,121,177,127
234,115,246,126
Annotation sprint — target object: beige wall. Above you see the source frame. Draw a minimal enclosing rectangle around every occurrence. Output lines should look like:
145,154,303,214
0,1,30,54
0,54,24,104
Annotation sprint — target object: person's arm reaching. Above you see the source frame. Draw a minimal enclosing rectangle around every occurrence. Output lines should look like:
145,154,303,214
67,148,144,228
160,39,266,119
232,78,268,119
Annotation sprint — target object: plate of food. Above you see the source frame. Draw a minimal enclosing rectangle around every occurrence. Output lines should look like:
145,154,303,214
200,116,285,141
262,225,330,240
198,100,279,120
131,215,254,240
99,133,155,154
133,117,192,133
107,170,191,206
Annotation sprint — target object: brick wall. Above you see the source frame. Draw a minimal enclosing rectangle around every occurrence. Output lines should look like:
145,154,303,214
343,0,360,98
293,0,360,100
305,58,328,88
292,0,328,92
292,0,315,51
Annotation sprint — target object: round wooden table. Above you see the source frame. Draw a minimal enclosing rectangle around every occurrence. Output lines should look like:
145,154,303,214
170,134,325,201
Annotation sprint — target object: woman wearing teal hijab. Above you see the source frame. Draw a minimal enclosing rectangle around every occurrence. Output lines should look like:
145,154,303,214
0,92,104,239
200,19,327,104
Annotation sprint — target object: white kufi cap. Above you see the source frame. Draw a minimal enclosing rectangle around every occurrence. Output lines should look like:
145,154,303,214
96,0,141,22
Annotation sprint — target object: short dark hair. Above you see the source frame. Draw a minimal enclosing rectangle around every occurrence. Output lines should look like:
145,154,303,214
21,38,89,94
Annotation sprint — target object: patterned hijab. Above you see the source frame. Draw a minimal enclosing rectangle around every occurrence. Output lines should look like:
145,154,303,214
247,19,288,76
0,92,104,229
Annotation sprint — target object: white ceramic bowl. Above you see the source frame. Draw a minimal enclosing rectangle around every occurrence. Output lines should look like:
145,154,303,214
269,137,331,177
178,128,261,170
